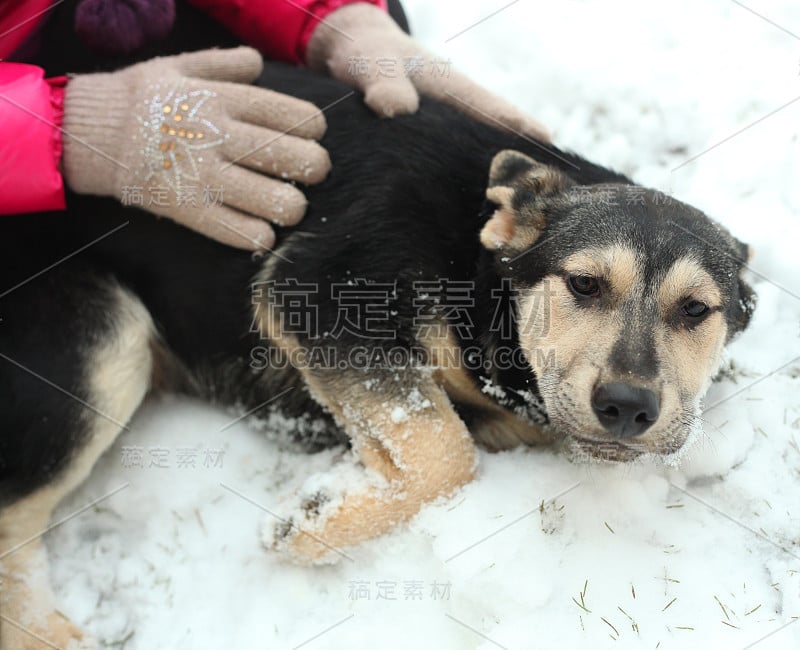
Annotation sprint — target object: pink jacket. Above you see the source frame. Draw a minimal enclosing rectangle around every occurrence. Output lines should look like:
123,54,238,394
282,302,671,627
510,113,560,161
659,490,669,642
0,0,386,215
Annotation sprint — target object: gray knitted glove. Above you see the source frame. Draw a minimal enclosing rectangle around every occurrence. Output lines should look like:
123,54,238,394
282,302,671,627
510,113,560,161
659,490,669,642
63,47,331,250
307,3,550,141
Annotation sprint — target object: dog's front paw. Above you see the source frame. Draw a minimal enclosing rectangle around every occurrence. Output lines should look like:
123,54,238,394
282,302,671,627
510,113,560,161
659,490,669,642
265,489,348,565
264,459,389,564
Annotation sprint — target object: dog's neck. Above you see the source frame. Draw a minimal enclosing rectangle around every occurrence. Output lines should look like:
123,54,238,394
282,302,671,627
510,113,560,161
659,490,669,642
458,249,549,426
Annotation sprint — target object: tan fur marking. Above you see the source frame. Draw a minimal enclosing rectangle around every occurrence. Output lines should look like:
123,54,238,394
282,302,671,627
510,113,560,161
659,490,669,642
563,246,640,298
423,330,550,450
518,276,621,382
479,207,516,250
656,257,722,314
0,286,153,650
273,367,478,563
480,185,545,252
254,310,447,560
261,313,478,562
655,313,727,401
653,258,727,399
485,185,515,208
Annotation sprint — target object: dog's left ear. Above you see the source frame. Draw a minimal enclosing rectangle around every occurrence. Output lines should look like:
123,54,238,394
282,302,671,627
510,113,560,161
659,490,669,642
728,236,756,338
480,150,574,251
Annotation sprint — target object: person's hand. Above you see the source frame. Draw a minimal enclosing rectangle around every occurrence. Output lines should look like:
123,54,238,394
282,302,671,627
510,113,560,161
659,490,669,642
306,3,550,142
62,47,331,250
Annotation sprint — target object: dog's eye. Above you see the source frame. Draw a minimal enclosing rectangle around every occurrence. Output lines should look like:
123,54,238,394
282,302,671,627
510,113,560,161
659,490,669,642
682,299,709,319
567,274,600,297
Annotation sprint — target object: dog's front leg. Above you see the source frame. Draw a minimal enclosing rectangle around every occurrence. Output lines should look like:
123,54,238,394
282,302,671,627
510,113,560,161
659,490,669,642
268,367,478,564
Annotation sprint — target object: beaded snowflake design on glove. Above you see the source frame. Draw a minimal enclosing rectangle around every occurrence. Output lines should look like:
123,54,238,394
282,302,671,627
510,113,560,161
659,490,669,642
139,83,226,190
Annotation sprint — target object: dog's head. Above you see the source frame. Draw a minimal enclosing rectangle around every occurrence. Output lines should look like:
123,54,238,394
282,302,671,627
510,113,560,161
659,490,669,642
481,150,755,461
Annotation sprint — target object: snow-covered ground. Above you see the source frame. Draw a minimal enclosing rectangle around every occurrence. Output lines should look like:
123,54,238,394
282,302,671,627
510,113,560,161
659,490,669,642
49,1,800,648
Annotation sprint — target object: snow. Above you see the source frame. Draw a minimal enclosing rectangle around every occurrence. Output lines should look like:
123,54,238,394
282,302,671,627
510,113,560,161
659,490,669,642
390,406,409,423
47,1,800,648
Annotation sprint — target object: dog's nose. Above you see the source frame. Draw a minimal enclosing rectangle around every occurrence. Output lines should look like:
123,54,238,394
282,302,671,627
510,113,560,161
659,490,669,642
591,382,659,438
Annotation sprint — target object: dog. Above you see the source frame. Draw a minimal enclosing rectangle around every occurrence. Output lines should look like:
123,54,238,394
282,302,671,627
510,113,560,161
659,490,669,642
0,57,754,647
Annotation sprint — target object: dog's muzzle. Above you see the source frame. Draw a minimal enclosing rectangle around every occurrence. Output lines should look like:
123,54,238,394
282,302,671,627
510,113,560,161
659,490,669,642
591,382,660,438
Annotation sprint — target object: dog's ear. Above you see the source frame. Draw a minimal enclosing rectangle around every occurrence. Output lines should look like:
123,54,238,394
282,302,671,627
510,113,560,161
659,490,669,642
480,150,574,251
734,239,754,265
727,236,756,338
729,272,756,337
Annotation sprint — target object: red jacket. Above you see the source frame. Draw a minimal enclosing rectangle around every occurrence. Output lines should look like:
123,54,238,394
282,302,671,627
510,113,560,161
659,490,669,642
0,0,385,214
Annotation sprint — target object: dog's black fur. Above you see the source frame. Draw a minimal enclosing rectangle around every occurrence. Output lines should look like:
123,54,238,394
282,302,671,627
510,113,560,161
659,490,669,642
0,61,628,503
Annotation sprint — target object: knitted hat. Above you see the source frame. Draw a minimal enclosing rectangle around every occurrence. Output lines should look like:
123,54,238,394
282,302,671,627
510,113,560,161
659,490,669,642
75,0,175,56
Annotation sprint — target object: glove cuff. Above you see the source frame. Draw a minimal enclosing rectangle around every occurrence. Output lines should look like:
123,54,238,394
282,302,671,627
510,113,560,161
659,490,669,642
62,72,133,197
306,2,398,71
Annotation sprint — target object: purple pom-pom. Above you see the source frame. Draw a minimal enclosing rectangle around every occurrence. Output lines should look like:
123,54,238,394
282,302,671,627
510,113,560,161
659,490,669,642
75,0,176,56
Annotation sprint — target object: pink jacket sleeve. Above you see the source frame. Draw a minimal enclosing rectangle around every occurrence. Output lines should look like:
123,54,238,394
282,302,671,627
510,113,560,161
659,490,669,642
0,64,66,215
187,0,388,64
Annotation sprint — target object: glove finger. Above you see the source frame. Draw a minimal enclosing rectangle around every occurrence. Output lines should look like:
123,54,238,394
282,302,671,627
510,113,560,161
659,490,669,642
324,47,420,118
222,120,331,184
205,80,327,139
362,76,419,118
174,203,276,251
411,67,551,142
175,46,263,83
218,164,309,227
